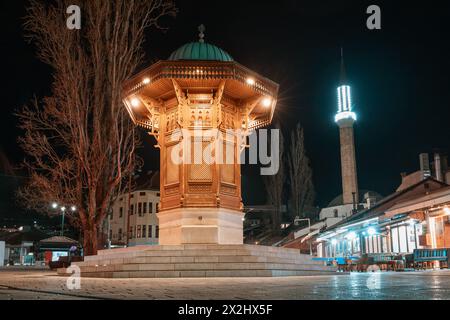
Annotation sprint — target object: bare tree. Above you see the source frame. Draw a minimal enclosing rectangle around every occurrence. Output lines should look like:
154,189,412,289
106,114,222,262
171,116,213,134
16,0,176,255
287,123,315,220
263,125,285,234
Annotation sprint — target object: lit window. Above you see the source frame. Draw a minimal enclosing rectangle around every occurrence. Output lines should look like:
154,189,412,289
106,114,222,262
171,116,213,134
137,225,142,238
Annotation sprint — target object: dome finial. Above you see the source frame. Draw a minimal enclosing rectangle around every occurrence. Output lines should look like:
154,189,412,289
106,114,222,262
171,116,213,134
198,24,206,43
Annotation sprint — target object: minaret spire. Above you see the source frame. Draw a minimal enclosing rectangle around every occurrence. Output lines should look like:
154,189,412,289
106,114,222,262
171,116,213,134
340,47,347,85
335,48,359,208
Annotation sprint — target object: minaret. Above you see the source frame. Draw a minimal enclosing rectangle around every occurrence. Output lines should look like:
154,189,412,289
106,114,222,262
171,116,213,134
335,49,359,207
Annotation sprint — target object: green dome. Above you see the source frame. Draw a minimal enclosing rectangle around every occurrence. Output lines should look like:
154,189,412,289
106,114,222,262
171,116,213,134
168,42,233,62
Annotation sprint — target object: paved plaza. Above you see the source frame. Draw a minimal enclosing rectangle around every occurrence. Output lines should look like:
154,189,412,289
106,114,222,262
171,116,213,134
1,269,450,300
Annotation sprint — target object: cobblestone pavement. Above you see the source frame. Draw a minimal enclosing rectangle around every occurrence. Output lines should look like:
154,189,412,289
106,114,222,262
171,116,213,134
1,269,450,300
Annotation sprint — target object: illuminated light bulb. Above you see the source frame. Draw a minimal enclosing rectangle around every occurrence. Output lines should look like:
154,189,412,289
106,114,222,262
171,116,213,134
445,207,450,215
331,239,337,245
61,206,67,212
246,78,255,86
51,202,58,209
71,206,77,212
335,111,357,123
346,231,357,240
131,98,140,108
367,227,376,236
262,98,272,108
143,78,150,85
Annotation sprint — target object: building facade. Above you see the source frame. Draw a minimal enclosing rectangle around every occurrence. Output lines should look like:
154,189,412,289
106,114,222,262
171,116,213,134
105,172,161,247
316,159,450,264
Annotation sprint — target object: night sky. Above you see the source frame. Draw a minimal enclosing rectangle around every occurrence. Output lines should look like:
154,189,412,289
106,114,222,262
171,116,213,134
1,0,450,208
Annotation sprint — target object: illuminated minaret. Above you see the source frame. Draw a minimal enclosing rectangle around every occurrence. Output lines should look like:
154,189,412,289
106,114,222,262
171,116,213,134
335,49,359,207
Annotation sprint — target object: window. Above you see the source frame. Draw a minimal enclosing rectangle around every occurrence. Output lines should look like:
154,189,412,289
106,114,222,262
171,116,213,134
149,225,153,238
118,228,123,241
142,225,147,238
119,207,123,218
334,209,339,218
130,204,134,216
137,225,142,238
129,226,133,239
156,226,160,239
140,192,146,196
134,226,137,239
143,203,147,214
156,203,160,214
138,203,142,216
149,202,153,214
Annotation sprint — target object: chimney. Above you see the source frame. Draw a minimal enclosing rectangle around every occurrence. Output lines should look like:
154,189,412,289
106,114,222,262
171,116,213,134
364,192,377,209
434,153,443,182
419,153,431,178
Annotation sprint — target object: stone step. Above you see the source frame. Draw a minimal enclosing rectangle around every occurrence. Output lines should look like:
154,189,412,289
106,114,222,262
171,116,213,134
70,269,337,278
69,262,331,273
59,245,338,278
78,254,320,267
85,249,314,263
95,244,302,256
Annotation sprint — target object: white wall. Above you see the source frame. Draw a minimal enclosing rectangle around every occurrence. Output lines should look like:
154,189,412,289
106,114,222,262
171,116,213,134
0,241,5,267
109,189,160,246
319,204,355,220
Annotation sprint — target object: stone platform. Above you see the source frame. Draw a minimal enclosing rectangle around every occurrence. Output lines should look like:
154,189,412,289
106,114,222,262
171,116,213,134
58,245,337,278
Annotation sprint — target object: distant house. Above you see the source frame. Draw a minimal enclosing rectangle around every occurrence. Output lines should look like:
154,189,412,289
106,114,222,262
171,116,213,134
39,236,80,264
0,227,49,266
101,171,160,248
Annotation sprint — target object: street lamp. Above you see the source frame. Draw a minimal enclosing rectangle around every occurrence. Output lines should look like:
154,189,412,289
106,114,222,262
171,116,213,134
51,202,76,237
60,207,66,237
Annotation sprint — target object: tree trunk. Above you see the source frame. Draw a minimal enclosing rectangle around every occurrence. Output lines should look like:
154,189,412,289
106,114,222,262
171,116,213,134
83,226,98,256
